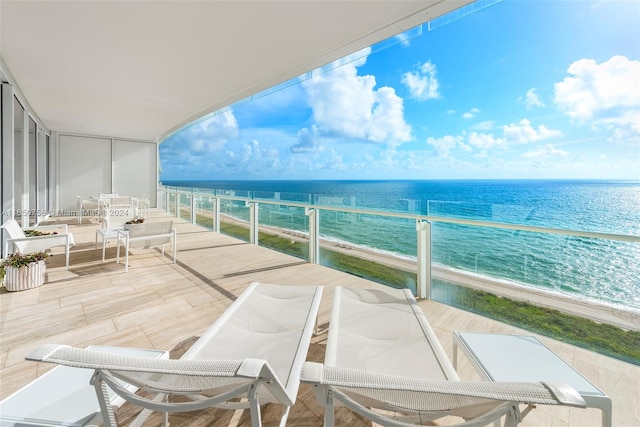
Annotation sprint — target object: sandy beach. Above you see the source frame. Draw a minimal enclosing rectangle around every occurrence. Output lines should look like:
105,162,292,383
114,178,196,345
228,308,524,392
217,211,640,331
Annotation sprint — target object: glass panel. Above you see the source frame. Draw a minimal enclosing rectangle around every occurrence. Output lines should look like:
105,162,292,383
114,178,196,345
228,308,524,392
178,193,191,221
318,211,418,292
257,205,309,260
167,192,176,216
194,195,215,230
219,199,250,243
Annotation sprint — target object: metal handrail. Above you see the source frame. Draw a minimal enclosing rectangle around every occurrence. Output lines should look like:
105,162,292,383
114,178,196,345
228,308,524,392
165,187,639,244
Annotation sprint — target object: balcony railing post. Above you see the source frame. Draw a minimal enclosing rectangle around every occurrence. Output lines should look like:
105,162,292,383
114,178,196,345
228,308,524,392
212,197,220,232
191,194,197,224
174,192,179,218
306,207,320,264
246,201,259,244
416,219,432,299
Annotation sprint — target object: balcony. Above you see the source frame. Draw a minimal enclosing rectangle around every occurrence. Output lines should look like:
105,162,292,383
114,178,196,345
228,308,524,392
1,210,638,426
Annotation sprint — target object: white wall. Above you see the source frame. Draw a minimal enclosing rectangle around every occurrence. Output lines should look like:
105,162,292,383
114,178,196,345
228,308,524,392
58,134,157,212
113,139,156,205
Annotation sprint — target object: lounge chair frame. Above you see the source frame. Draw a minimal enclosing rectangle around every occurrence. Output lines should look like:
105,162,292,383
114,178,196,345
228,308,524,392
301,287,586,426
27,282,324,427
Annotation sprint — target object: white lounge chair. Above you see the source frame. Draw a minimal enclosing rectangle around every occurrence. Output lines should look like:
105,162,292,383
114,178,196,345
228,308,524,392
301,287,586,426
27,282,324,427
1,218,74,270
116,220,176,272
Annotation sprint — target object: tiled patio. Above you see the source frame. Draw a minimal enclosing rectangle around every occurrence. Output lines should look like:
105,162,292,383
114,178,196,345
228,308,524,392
1,210,638,426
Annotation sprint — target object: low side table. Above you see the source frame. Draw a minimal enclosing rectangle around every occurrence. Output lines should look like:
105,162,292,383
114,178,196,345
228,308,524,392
453,331,611,427
0,345,168,427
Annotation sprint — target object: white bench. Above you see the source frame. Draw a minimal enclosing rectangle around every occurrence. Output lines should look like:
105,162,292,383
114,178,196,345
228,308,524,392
0,346,168,427
116,221,176,272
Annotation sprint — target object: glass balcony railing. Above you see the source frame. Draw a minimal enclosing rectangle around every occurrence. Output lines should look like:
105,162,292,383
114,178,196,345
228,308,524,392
159,185,640,332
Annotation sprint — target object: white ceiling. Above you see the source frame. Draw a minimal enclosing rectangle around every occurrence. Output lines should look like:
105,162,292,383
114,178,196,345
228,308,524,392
1,0,473,142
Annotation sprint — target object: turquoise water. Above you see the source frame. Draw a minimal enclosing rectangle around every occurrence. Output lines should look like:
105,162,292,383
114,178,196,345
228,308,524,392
163,180,640,309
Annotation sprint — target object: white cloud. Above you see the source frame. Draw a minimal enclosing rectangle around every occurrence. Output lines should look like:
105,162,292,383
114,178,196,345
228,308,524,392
462,107,480,119
502,119,562,144
521,88,545,109
302,51,412,145
231,139,280,172
291,126,321,153
402,61,440,100
472,121,495,131
394,32,411,47
426,135,468,157
468,132,504,149
369,87,412,144
522,144,569,159
189,110,239,153
554,55,640,143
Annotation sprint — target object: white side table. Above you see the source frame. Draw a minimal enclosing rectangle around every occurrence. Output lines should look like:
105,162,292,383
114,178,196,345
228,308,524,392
0,345,168,427
453,331,612,427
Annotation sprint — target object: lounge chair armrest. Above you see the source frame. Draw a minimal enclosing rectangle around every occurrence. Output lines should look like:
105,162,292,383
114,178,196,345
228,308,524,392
301,361,324,382
28,344,249,377
300,362,586,408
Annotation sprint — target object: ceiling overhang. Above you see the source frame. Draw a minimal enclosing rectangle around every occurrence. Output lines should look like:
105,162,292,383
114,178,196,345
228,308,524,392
1,0,474,142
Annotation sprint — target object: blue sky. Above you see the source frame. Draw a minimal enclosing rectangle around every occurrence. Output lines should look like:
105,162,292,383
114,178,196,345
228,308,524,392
160,0,640,181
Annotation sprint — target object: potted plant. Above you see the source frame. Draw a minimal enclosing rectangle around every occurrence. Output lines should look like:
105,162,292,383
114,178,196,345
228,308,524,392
1,251,49,291
124,217,145,230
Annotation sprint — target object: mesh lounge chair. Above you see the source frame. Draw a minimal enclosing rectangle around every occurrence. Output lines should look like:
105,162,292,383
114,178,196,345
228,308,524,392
301,287,586,426
1,218,74,270
27,282,324,427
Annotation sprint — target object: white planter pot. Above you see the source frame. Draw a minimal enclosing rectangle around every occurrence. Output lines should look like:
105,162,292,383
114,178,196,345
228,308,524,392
4,260,46,292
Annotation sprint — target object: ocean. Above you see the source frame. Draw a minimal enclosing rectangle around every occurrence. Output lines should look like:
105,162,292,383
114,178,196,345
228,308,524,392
162,179,640,310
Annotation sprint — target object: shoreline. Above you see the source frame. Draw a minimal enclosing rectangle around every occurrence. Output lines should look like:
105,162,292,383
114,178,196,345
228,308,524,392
217,212,640,331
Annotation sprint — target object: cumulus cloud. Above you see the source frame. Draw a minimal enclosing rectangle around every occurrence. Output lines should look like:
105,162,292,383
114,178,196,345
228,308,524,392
188,110,239,153
462,108,480,119
402,61,440,100
554,55,640,143
520,88,545,109
302,51,412,145
502,119,562,144
426,118,562,160
291,126,321,153
426,135,468,157
394,32,411,47
468,132,504,149
226,139,280,172
522,144,568,159
472,121,495,131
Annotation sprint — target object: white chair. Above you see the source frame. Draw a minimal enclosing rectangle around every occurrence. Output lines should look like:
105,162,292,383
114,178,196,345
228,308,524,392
116,221,176,272
27,282,324,427
75,195,100,224
1,219,74,270
137,194,151,219
301,287,586,426
97,192,118,198
95,205,135,262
